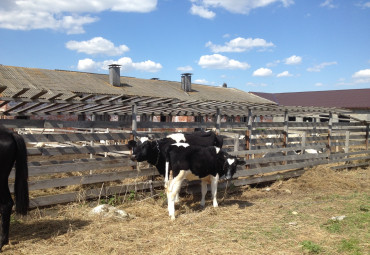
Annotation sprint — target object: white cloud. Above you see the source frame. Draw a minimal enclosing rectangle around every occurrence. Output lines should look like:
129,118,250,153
315,82,324,87
190,0,294,15
307,61,337,72
253,68,273,77
320,0,337,8
277,71,292,77
285,55,302,65
0,0,157,34
194,79,210,84
198,54,250,69
206,37,274,53
362,2,370,8
266,60,281,67
77,57,162,73
77,58,100,72
246,82,268,87
352,69,370,78
177,66,194,72
190,4,216,19
66,37,129,56
352,68,370,84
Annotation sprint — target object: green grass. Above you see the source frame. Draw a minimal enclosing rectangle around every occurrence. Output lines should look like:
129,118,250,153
301,240,323,254
338,239,362,255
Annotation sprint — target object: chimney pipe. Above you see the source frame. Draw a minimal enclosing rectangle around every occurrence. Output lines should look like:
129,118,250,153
109,64,121,87
181,73,192,92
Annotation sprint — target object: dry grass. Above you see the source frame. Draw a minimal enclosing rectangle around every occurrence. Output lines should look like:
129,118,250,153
3,165,369,255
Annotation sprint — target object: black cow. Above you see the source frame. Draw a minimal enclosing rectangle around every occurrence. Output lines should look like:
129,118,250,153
165,143,245,220
0,126,29,251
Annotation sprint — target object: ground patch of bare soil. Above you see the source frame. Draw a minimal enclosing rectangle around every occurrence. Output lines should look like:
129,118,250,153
3,165,369,255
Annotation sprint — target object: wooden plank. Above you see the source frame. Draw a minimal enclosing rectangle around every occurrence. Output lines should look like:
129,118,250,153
10,167,158,191
10,157,135,177
22,132,130,143
0,119,131,129
231,169,305,188
244,153,327,165
235,158,329,177
27,144,129,156
331,162,370,170
29,180,164,208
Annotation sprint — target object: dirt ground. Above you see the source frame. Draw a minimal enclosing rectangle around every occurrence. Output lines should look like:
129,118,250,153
3,164,369,255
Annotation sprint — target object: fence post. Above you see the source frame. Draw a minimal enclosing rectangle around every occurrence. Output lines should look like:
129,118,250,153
345,131,350,153
283,111,288,164
216,108,221,134
283,111,289,148
327,112,333,155
302,132,306,154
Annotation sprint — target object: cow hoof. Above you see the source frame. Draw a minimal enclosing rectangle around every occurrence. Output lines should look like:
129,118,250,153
170,216,176,221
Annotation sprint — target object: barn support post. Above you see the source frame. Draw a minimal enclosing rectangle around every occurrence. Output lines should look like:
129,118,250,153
131,104,137,140
366,124,369,150
148,114,153,133
233,133,239,152
90,114,96,161
245,109,253,168
216,108,221,134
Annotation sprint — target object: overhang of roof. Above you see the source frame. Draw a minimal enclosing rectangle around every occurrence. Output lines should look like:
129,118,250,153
0,65,352,118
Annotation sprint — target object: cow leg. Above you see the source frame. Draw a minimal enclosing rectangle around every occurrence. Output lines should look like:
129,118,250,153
167,171,185,220
164,162,170,188
174,193,180,203
210,174,219,207
0,192,14,251
200,180,207,207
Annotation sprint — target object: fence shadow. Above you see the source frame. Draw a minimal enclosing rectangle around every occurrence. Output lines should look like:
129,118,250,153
9,218,91,243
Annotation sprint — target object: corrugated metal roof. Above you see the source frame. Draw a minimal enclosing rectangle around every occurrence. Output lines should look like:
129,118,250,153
0,65,275,105
251,89,370,109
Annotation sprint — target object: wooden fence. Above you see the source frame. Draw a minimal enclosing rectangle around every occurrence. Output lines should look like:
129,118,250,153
3,118,370,209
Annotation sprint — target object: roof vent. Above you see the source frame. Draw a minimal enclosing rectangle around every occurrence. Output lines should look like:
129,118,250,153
181,73,192,92
109,64,121,87
222,83,227,88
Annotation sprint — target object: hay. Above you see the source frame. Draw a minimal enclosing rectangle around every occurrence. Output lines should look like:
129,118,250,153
3,165,369,255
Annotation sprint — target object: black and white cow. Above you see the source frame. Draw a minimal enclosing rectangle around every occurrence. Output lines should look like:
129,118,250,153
165,143,245,220
128,131,223,177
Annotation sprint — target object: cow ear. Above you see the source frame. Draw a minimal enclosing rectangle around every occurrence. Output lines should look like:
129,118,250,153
127,140,137,149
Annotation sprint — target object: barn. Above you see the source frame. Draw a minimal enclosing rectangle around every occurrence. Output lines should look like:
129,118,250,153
251,89,370,122
0,64,369,254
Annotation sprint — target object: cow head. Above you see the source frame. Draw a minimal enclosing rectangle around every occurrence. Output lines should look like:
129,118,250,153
223,155,245,180
127,140,152,162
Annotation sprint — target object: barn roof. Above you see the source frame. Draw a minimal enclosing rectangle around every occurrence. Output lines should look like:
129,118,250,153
0,65,272,104
250,89,370,109
0,65,351,117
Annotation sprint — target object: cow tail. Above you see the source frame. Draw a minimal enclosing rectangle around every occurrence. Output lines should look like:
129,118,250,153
13,132,29,215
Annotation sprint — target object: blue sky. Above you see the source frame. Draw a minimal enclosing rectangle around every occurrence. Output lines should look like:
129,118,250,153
0,0,369,93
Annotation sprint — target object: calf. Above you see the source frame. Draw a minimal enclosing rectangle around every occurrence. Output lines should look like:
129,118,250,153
165,143,245,220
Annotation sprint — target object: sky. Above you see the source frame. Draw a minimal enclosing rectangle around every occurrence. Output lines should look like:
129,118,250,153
0,0,369,93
